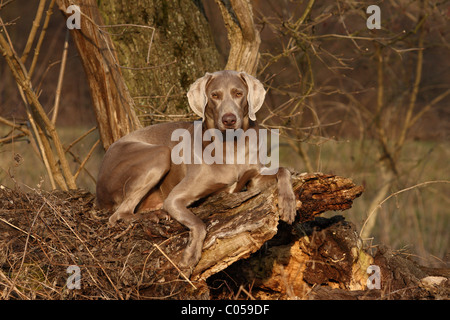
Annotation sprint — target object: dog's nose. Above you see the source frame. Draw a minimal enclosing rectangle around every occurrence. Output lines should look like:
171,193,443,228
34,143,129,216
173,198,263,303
222,113,237,126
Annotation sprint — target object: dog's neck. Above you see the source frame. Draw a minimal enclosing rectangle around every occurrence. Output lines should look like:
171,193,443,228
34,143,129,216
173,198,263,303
199,119,260,164
201,118,257,137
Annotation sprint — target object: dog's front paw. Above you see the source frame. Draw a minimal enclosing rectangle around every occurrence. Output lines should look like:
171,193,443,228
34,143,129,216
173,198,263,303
278,188,298,224
178,233,205,279
108,210,135,226
179,252,200,279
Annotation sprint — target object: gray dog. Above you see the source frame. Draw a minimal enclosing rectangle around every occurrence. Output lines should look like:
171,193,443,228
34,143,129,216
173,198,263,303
96,70,297,273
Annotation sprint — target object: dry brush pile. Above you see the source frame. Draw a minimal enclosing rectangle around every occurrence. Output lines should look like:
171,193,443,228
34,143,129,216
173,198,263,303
0,173,448,300
0,186,175,299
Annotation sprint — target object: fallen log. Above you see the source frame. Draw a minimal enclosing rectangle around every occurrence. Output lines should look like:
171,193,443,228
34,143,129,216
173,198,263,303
138,172,364,282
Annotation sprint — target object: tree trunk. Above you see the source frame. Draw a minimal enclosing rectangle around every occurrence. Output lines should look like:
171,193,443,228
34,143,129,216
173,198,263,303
56,0,142,150
215,0,261,75
98,0,222,125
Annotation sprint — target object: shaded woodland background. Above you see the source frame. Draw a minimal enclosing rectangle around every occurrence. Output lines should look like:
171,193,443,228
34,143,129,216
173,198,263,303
0,0,448,273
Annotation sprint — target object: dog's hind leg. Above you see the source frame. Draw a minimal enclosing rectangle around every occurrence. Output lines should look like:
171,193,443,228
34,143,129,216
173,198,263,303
104,143,171,225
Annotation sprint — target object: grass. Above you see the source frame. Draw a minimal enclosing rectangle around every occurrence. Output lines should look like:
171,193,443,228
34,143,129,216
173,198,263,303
0,126,104,193
280,137,449,267
1,126,448,268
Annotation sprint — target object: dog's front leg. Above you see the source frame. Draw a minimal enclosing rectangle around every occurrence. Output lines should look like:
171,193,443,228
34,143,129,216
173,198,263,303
249,167,298,224
163,181,207,274
276,167,298,224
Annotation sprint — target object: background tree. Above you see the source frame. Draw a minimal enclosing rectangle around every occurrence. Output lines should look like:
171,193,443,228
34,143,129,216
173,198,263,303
97,0,222,126
96,0,262,126
56,0,142,150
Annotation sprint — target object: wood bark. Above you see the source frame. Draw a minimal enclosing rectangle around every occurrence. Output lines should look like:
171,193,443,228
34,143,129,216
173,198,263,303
215,0,261,75
56,0,142,150
141,172,364,282
98,0,222,125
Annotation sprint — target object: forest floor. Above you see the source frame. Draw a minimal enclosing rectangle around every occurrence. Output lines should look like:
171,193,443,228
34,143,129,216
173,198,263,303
0,185,448,300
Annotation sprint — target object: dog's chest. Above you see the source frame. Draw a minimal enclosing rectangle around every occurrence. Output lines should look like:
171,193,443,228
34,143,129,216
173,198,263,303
213,163,260,188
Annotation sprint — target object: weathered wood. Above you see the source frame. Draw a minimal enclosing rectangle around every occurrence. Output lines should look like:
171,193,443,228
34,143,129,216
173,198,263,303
293,173,365,222
208,214,450,300
227,215,374,298
215,0,260,75
56,0,142,150
146,172,364,281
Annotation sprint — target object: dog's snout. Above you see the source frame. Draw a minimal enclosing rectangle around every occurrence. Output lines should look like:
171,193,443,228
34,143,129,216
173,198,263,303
222,113,237,127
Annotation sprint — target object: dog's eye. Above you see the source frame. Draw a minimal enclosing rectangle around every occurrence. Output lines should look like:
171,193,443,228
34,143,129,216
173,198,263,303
235,92,243,98
211,93,219,99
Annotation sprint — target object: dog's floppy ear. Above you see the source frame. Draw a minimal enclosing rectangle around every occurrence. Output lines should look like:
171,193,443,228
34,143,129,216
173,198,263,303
187,73,213,120
240,72,266,121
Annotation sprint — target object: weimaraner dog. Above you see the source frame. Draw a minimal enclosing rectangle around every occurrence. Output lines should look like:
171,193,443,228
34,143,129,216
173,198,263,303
96,70,297,273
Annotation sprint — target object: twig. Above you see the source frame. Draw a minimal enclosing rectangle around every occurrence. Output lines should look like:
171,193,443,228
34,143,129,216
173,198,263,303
5,201,45,299
286,0,315,50
235,285,256,300
0,19,56,188
65,149,97,184
76,9,158,70
0,190,68,258
138,236,174,288
395,3,427,157
20,84,58,190
112,223,134,240
0,216,36,239
0,0,15,11
64,126,97,153
153,243,197,290
120,243,139,279
97,23,155,66
0,31,76,189
408,89,450,130
360,180,450,238
0,269,30,300
0,115,31,136
0,132,27,144
39,192,124,299
28,0,56,78
21,0,46,63
52,29,69,125
73,139,100,180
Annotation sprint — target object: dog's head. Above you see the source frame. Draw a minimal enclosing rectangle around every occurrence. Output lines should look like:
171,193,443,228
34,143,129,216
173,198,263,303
187,70,266,131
